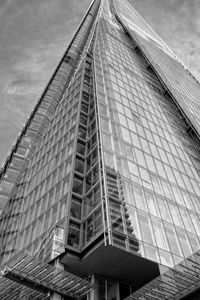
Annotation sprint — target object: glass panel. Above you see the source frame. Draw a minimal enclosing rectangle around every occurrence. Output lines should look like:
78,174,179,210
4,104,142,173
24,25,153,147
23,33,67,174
144,243,160,263
159,249,173,267
126,205,141,240
67,221,80,248
164,224,182,256
179,208,195,233
177,229,192,257
169,203,184,228
145,191,160,217
157,197,172,222
138,212,155,245
133,185,147,212
152,219,169,251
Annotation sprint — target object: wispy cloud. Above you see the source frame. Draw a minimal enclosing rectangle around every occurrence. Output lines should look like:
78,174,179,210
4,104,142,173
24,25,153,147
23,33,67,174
0,0,199,165
132,0,200,80
0,0,91,164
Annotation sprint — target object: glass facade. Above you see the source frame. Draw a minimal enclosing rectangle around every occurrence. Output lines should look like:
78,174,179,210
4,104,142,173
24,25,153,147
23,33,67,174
0,0,101,263
93,0,200,269
1,0,200,299
115,0,200,136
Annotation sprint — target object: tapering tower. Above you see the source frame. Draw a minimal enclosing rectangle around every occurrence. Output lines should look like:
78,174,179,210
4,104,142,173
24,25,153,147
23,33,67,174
1,0,200,299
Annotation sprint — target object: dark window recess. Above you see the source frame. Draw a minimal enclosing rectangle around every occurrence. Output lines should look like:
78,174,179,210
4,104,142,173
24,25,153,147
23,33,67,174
94,187,101,205
86,173,92,192
89,110,95,123
84,193,93,215
90,100,95,110
77,140,86,156
70,197,82,219
91,121,96,132
91,134,96,147
86,156,92,172
84,75,90,85
86,149,97,170
81,103,89,114
78,126,87,139
80,114,87,126
87,135,97,153
85,68,91,76
67,221,80,248
92,149,97,164
88,121,96,136
75,157,85,174
72,176,83,195
85,61,91,69
94,208,102,234
86,216,93,242
82,91,89,102
93,166,98,184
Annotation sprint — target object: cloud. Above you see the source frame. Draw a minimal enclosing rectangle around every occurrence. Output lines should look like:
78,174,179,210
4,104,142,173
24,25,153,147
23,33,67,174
0,0,91,163
0,0,200,165
131,0,200,80
6,78,39,96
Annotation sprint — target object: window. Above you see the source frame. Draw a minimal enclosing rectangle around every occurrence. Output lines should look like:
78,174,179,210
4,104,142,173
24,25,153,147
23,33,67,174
138,213,155,245
169,203,184,228
157,197,172,222
164,224,182,256
177,229,192,257
70,197,82,219
67,221,80,248
152,219,169,251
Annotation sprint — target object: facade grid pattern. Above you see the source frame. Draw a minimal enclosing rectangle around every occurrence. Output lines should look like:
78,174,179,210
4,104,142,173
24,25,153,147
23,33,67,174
94,0,200,268
1,0,200,299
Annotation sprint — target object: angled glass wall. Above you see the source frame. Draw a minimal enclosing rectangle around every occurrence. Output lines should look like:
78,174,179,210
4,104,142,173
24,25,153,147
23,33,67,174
114,0,200,137
1,0,200,285
94,0,200,268
0,0,101,264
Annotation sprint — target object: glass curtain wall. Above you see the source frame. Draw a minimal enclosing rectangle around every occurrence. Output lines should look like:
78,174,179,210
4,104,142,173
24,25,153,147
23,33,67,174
94,0,200,268
0,0,101,264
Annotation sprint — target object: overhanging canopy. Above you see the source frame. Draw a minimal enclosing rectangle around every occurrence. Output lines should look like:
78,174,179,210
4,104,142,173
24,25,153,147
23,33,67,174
125,249,200,300
0,251,93,300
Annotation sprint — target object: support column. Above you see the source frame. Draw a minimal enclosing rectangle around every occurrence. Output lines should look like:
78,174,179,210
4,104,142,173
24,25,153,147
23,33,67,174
88,275,120,300
88,275,99,300
50,258,64,300
107,281,120,300
50,293,62,300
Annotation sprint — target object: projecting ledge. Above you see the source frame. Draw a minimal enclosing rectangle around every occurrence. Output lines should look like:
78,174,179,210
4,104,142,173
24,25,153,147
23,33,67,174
60,243,160,287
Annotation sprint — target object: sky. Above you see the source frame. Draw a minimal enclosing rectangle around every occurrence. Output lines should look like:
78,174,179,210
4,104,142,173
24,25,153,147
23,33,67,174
0,0,199,166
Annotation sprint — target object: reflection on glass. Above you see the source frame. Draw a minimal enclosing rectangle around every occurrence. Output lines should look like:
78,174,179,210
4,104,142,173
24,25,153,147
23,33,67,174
144,243,160,263
128,161,140,184
133,185,147,212
188,233,200,253
152,219,169,251
126,205,141,240
169,203,184,228
177,229,192,257
164,224,182,257
104,150,115,169
179,208,195,233
157,197,172,223
138,213,155,245
145,191,160,217
159,249,173,267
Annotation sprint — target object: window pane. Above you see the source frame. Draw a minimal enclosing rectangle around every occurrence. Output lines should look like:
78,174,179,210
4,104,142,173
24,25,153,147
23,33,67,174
138,213,155,245
152,219,169,251
164,224,182,256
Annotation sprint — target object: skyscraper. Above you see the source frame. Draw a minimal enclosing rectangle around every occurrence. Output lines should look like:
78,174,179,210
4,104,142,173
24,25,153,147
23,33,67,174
1,0,200,299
